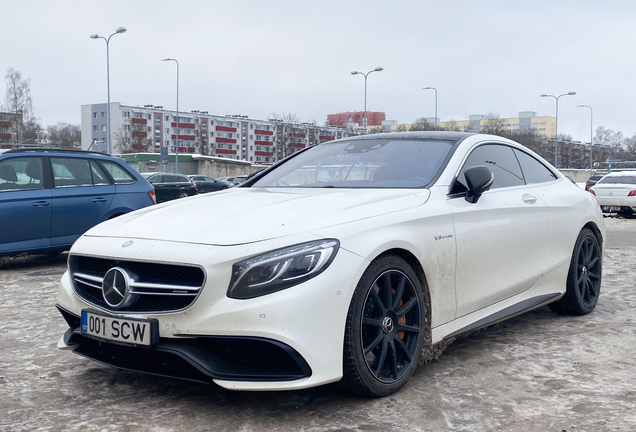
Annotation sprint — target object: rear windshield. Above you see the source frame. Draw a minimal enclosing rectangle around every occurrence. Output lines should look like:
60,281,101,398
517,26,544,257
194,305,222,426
250,138,455,189
597,175,636,185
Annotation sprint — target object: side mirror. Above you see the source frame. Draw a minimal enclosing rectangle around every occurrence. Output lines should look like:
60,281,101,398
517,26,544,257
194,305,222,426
464,165,494,203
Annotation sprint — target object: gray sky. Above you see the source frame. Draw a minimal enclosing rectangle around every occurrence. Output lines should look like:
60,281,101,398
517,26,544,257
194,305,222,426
2,0,635,142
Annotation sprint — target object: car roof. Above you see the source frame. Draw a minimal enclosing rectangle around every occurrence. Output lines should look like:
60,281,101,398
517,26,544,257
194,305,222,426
328,131,475,144
0,148,111,157
601,171,636,177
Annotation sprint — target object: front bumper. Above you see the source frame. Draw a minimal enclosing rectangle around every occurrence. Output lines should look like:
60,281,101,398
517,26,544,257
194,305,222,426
56,235,368,391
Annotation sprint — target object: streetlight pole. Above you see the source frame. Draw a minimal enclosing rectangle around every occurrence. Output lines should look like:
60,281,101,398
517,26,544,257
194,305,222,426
423,87,438,129
162,58,179,174
578,105,593,173
351,67,383,133
540,91,576,167
90,27,127,155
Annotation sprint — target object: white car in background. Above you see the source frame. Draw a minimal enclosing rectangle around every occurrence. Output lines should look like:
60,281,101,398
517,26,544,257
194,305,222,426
55,132,605,397
588,171,636,218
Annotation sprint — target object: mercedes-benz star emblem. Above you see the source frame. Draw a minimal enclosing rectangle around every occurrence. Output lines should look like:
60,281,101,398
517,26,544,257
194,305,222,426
102,267,138,309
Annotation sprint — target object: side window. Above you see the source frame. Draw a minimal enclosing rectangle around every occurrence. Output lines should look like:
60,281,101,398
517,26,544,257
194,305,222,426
0,157,44,191
451,144,524,194
90,160,110,185
177,176,189,183
163,175,178,183
147,175,161,184
51,158,92,187
100,161,136,184
203,176,214,182
514,149,557,184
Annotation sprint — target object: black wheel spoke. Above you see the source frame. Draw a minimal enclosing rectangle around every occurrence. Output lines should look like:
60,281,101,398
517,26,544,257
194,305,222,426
588,271,600,281
397,323,420,334
382,273,393,308
588,256,599,269
374,339,388,376
388,341,398,380
363,317,383,328
586,241,594,262
394,336,412,363
369,287,386,315
364,332,383,355
396,297,418,318
577,271,586,286
392,276,406,311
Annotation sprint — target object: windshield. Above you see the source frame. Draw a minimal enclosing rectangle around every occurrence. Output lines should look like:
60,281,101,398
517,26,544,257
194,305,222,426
597,175,636,185
251,138,455,188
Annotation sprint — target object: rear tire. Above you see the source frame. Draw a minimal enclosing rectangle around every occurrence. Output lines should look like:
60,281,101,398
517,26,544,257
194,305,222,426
177,191,189,199
341,255,428,397
549,228,602,315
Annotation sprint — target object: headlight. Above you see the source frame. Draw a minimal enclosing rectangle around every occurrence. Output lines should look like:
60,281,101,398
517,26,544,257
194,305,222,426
227,239,340,299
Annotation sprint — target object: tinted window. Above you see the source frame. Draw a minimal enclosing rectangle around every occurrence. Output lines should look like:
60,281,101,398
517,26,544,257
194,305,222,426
0,157,44,191
452,144,524,194
147,175,161,184
203,176,215,182
251,138,454,188
597,175,636,185
90,160,110,185
100,161,136,184
51,158,92,187
163,175,179,182
514,149,557,184
177,176,189,183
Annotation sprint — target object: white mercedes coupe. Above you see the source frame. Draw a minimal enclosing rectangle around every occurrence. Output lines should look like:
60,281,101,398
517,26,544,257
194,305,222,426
56,132,605,397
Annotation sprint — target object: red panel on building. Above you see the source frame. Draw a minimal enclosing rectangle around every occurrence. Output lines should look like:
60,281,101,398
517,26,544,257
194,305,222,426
290,143,305,148
215,148,237,155
254,129,273,135
132,118,147,125
254,140,273,146
0,121,12,127
132,131,147,137
131,144,147,151
255,151,273,156
171,134,195,141
319,135,335,140
290,133,306,138
216,126,237,132
327,111,386,127
171,122,195,129
216,137,237,143
0,133,12,140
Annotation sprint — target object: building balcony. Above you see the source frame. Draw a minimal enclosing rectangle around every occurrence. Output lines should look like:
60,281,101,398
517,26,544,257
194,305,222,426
255,150,273,156
215,148,237,155
132,118,147,125
0,133,12,140
255,129,274,135
216,137,237,144
290,133,306,138
171,122,195,129
171,134,195,141
216,126,237,132
132,131,148,137
0,121,12,127
254,140,273,146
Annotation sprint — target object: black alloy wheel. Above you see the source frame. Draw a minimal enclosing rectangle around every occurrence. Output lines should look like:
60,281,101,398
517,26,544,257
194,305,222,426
177,191,189,199
342,256,427,397
549,228,602,315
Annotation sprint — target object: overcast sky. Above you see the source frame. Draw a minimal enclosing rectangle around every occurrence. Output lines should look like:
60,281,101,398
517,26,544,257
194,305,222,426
2,0,635,142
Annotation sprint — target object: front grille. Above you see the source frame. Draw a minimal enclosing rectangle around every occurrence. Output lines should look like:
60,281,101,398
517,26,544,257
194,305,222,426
69,255,205,313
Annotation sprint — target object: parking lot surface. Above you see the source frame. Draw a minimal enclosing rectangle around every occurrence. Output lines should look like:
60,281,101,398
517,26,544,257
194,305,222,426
0,218,634,432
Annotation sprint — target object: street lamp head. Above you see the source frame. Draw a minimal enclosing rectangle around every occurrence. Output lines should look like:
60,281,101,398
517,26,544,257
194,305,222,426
568,91,576,95
374,67,384,72
540,94,548,97
162,58,174,61
115,27,127,34
89,34,99,39
351,71,359,75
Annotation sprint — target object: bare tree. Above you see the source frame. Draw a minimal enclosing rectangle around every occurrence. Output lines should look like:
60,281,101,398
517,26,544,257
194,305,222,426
482,113,508,136
114,117,152,153
395,124,407,132
409,118,435,132
269,112,303,160
444,119,463,132
194,119,210,155
4,67,36,142
47,122,81,148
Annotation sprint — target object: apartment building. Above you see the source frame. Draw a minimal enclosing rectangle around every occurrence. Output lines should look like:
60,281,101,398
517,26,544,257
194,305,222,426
0,111,23,146
391,111,557,138
327,111,386,128
81,103,357,163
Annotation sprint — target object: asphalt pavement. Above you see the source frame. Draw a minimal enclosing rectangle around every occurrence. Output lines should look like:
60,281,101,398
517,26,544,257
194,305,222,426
0,217,634,432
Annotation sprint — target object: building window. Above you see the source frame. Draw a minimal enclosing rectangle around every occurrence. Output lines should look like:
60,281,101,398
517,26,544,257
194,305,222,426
210,132,214,137
92,112,97,119
101,112,106,118
102,125,106,132
93,125,98,132
165,128,169,134
147,114,152,120
165,115,169,121
122,111,130,118
147,127,152,132
250,135,253,140
134,112,143,119
122,125,130,131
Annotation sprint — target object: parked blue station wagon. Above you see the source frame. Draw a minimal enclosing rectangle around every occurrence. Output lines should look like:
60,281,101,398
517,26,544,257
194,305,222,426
0,148,155,257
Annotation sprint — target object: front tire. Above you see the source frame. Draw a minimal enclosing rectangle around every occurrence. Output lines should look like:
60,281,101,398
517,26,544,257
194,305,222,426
177,191,189,199
341,255,427,397
549,228,602,315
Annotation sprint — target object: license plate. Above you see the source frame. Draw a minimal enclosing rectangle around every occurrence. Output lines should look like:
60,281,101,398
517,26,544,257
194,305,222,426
610,206,621,211
81,310,158,347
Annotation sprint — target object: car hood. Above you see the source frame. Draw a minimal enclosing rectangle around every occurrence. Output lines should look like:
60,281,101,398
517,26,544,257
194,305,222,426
85,187,431,246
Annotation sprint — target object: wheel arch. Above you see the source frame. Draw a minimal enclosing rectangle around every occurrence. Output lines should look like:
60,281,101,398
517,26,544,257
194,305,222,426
582,221,604,252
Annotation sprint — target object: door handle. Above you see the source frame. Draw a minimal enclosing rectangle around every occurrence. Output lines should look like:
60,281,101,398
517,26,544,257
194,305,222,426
522,194,537,204
32,200,50,207
92,197,107,203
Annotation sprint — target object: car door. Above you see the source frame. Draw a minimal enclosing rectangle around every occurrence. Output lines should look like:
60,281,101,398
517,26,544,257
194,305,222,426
0,156,52,254
49,157,115,246
447,143,549,317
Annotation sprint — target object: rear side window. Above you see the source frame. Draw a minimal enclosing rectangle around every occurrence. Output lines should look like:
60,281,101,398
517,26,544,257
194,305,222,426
100,161,136,184
513,150,557,184
163,175,178,182
451,144,524,194
90,160,110,185
0,157,44,191
177,176,189,182
51,158,92,187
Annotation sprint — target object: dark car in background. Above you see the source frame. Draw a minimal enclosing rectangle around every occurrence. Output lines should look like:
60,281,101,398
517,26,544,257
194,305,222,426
216,175,249,187
141,172,198,203
0,148,155,257
186,175,230,193
586,175,604,190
